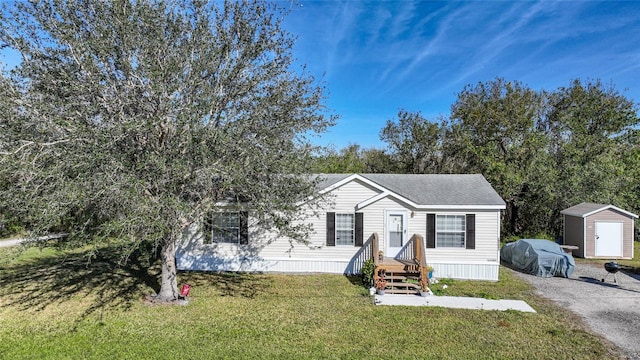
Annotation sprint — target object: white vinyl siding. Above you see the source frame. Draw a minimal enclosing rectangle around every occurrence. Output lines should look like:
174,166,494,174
425,211,500,265
253,178,380,260
357,196,405,253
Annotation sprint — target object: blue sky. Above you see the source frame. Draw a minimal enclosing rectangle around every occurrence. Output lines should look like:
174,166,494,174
1,1,638,151
283,1,640,149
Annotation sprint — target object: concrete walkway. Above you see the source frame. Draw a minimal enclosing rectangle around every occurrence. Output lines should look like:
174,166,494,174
0,238,24,248
374,294,536,313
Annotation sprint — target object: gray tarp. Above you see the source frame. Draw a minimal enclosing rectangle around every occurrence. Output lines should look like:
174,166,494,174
500,239,575,278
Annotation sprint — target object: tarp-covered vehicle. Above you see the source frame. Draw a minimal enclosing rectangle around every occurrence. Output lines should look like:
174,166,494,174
500,239,575,278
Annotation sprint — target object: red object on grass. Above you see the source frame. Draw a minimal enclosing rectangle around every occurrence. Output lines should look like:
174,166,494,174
180,283,191,297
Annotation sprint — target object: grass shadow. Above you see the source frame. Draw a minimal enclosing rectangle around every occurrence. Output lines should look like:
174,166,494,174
179,271,272,299
0,244,161,327
344,274,366,288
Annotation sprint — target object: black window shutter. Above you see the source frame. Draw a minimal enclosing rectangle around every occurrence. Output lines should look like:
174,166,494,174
239,211,249,245
426,214,435,248
466,214,475,249
326,212,335,246
355,213,364,247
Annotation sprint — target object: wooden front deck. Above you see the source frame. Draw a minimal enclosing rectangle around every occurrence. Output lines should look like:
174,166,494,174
377,257,421,273
372,233,429,295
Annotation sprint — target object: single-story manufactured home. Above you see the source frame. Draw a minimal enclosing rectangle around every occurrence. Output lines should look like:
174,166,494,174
176,174,506,281
561,203,638,259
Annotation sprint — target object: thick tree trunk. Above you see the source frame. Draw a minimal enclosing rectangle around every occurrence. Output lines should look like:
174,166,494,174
156,239,179,301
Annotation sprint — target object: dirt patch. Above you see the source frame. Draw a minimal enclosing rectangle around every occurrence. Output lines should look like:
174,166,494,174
143,295,189,306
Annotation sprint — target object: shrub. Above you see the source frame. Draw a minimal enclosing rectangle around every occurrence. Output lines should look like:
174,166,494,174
361,258,375,287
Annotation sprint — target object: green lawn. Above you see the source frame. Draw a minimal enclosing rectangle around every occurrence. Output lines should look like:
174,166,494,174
0,245,622,359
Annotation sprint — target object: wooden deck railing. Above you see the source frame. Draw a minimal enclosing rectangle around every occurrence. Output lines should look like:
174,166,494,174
413,234,426,267
372,233,429,293
413,234,428,290
372,232,380,267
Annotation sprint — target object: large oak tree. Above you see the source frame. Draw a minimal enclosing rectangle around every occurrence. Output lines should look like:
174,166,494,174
0,0,333,301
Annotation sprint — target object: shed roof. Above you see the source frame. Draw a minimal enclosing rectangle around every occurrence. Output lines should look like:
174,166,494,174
316,174,506,209
560,202,638,218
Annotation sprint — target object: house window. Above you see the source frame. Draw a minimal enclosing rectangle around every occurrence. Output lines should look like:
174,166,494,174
326,212,363,247
436,214,466,248
204,212,247,244
335,213,355,246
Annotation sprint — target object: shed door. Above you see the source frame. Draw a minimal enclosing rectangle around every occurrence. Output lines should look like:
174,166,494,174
595,222,623,257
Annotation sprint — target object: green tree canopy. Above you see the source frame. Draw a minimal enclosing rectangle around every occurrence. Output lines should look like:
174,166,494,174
379,78,639,239
380,110,447,174
545,79,640,232
445,79,550,236
309,144,396,174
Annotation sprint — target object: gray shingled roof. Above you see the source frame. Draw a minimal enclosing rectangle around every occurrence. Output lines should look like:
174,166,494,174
316,174,505,207
560,203,610,217
561,202,638,218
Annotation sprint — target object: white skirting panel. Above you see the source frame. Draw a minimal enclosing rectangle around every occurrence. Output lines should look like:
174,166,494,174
177,252,356,274
431,263,499,281
177,252,499,280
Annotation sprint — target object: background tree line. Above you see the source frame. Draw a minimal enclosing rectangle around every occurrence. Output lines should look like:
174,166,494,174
312,78,640,240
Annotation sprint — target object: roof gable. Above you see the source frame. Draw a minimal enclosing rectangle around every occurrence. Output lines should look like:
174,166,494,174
316,174,506,209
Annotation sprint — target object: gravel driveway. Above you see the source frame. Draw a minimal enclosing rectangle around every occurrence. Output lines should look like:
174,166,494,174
512,263,640,359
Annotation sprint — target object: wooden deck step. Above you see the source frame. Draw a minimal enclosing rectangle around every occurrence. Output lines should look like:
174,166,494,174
383,272,421,278
377,258,421,273
384,289,421,295
388,282,420,289
384,273,420,281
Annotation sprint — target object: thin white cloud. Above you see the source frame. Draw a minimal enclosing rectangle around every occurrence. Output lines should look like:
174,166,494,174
319,2,362,78
375,4,455,91
440,2,550,90
285,1,640,148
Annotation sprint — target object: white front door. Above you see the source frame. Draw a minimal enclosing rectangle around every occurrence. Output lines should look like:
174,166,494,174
385,211,407,257
595,222,623,257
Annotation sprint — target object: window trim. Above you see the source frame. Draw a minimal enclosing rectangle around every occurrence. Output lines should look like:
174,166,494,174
335,213,355,246
327,212,363,247
203,211,248,245
435,214,466,248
